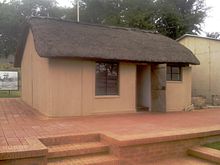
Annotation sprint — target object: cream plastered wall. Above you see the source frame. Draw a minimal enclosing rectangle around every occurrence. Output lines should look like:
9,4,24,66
21,31,51,115
92,62,136,114
21,31,33,106
166,67,192,111
179,37,220,103
48,59,136,116
21,31,136,117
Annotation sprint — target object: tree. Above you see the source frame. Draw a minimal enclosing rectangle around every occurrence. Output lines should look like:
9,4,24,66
0,0,72,58
77,0,208,39
78,0,122,25
155,0,208,39
18,0,58,17
78,0,155,29
118,0,155,29
0,1,22,57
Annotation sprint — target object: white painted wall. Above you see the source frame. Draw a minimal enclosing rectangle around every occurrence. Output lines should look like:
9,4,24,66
136,65,151,110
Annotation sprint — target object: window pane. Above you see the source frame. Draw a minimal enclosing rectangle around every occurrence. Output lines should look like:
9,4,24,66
107,63,118,95
172,73,181,81
167,73,172,81
172,67,180,74
167,66,171,74
107,75,118,95
166,65,182,81
96,62,119,96
96,63,107,95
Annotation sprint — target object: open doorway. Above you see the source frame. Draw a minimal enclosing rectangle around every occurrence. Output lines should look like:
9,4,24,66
136,65,151,112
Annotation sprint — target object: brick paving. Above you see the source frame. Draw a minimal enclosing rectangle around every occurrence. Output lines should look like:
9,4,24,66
2,98,220,164
146,156,218,165
1,98,220,147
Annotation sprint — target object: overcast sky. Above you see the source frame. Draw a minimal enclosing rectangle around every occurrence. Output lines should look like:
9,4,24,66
57,0,220,35
203,0,220,33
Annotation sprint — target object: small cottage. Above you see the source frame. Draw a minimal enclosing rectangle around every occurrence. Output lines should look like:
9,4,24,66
15,17,199,117
178,34,220,105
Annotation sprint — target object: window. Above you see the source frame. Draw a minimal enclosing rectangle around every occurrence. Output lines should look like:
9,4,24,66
167,65,182,81
96,62,119,96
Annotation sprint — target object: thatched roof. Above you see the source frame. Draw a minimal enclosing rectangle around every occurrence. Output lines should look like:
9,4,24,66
15,17,199,67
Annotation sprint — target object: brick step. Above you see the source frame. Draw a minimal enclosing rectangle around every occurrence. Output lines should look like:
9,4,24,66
40,133,100,146
48,142,109,158
188,146,220,164
48,153,120,165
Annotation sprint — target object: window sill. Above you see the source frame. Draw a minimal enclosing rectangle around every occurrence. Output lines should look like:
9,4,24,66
95,95,120,99
166,81,183,84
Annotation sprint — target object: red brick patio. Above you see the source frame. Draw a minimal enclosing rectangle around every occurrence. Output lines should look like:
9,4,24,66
1,98,220,147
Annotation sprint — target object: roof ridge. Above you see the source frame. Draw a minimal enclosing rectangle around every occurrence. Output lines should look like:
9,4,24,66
29,16,159,34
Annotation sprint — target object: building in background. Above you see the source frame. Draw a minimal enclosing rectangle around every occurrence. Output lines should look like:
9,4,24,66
178,34,220,106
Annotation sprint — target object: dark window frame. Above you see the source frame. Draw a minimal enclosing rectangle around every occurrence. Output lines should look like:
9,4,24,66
167,65,182,81
95,62,119,96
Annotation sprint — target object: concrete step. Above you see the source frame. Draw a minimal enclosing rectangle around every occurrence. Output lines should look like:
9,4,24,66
48,142,109,158
188,146,220,164
40,133,100,146
48,153,120,165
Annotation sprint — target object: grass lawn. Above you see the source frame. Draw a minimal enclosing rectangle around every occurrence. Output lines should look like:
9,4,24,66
0,91,20,98
204,142,220,150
